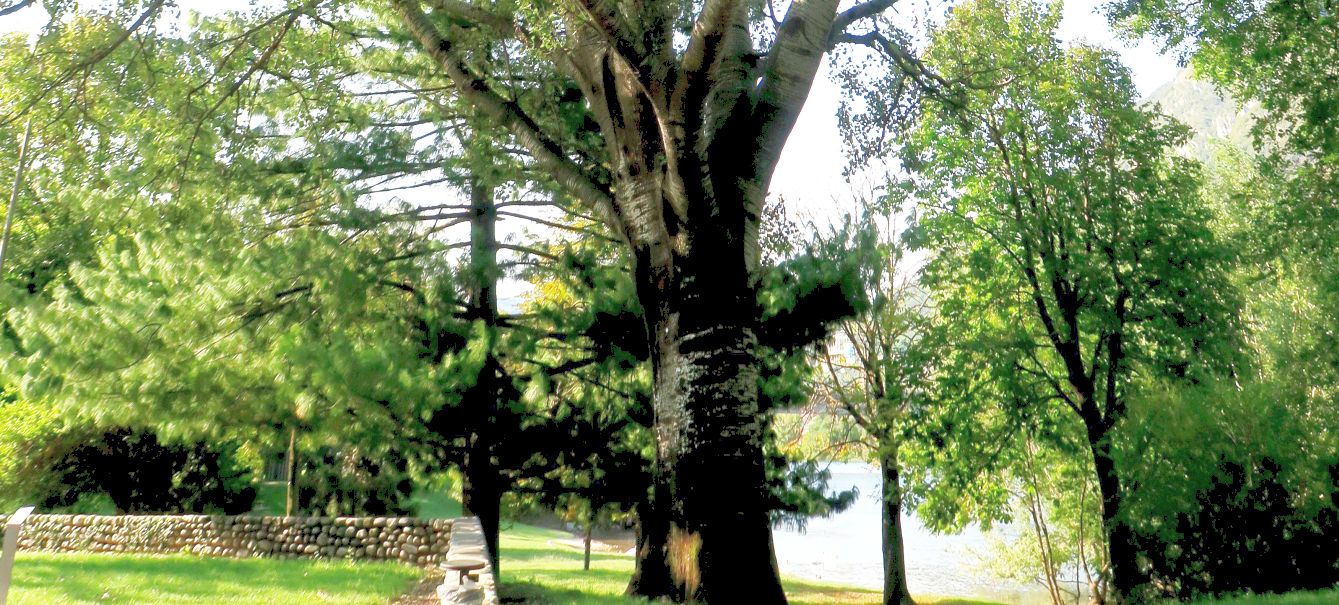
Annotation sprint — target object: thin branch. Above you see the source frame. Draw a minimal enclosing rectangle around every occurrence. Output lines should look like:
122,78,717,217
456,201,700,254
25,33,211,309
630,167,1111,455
0,0,35,18
392,0,627,244
4,0,167,126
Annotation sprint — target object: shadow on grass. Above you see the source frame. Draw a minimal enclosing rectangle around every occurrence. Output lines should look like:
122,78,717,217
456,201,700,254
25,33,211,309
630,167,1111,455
501,580,644,605
499,524,1011,605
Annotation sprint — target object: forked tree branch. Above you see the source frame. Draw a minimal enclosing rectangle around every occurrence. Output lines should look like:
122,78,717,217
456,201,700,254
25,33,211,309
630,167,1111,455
672,0,745,145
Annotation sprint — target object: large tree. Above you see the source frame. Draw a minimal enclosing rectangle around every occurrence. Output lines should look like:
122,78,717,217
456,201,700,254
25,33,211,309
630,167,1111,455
889,0,1241,600
385,1,914,601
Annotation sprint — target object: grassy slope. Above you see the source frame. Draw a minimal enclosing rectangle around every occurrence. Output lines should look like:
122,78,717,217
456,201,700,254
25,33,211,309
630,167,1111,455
6,552,418,605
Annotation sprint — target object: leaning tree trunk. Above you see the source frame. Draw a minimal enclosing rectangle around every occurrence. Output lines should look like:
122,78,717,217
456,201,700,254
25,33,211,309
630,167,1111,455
1088,424,1139,604
880,451,915,605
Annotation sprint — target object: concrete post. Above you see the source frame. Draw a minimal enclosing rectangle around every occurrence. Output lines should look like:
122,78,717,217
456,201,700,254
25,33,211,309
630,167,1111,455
0,506,35,605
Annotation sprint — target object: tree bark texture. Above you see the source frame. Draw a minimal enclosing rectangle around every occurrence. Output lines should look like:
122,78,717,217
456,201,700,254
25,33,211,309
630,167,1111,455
650,260,783,603
880,453,915,605
626,477,679,598
285,427,297,517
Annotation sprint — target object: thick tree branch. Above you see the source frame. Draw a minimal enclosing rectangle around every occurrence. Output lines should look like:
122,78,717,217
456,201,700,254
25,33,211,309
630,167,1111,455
672,0,745,157
572,0,644,69
753,0,839,190
828,0,896,38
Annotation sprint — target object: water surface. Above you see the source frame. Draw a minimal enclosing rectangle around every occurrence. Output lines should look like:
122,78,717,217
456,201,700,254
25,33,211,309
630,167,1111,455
773,461,1057,604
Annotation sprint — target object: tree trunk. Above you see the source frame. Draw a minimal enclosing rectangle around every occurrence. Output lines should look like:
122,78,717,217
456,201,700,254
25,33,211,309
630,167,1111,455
285,427,297,517
459,178,504,578
880,452,915,605
583,520,593,571
461,432,503,577
1089,430,1139,603
649,262,786,604
627,479,679,598
0,118,33,275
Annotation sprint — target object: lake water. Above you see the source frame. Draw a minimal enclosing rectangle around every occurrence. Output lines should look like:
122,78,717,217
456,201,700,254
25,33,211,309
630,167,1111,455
772,461,1056,604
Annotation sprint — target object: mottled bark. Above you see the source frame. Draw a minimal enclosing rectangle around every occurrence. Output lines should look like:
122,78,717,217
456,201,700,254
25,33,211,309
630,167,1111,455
626,477,679,598
649,247,785,604
880,453,914,605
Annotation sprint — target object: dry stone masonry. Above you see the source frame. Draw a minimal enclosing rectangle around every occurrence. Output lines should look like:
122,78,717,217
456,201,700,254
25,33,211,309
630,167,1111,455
437,517,497,605
0,513,451,566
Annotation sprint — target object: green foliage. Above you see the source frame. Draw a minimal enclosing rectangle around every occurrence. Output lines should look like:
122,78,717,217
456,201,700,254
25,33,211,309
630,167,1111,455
296,446,414,516
875,2,1247,598
1110,0,1339,159
1,393,257,514
1119,376,1339,597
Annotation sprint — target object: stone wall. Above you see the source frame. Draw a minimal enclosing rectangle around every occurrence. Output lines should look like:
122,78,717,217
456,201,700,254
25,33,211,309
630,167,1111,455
437,517,498,605
0,513,451,566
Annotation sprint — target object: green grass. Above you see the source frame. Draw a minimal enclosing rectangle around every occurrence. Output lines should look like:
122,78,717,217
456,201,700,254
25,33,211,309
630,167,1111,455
498,522,999,605
1190,590,1339,605
498,523,1339,605
5,552,420,605
247,481,288,516
410,485,462,519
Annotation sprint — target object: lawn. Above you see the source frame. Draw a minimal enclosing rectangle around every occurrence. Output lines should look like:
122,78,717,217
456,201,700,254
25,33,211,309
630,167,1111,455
497,522,1339,605
1191,591,1339,605
498,522,996,605
5,552,420,605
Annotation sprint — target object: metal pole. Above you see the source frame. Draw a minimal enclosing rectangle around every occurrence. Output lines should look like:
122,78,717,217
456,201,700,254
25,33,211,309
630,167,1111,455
0,506,36,605
0,118,35,275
